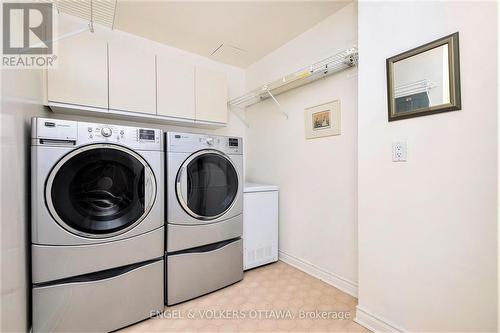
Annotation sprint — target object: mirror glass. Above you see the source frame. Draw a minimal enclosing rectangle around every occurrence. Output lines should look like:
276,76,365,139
392,44,450,114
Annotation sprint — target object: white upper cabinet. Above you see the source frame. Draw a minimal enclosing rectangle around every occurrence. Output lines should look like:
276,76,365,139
47,32,108,109
195,67,228,123
108,40,156,115
47,29,229,127
157,57,195,120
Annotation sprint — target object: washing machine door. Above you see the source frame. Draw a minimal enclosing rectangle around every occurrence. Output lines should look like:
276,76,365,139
46,144,156,238
176,150,239,221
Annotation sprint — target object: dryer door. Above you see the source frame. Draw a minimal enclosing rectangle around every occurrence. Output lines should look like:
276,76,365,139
176,150,239,221
46,144,156,238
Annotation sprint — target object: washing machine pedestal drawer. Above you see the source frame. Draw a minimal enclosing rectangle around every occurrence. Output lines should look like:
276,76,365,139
32,227,164,284
32,259,164,333
167,238,243,305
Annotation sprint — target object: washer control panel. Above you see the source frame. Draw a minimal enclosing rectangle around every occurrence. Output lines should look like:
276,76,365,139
31,118,162,151
82,123,160,148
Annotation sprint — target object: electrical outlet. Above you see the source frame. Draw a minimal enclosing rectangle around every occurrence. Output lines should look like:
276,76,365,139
392,141,407,162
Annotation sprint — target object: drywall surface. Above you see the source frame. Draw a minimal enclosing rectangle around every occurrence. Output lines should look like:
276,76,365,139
246,3,356,90
245,3,358,294
1,68,49,333
356,1,497,331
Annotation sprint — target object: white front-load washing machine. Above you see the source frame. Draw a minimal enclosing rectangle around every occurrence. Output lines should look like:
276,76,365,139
31,118,164,332
165,132,244,305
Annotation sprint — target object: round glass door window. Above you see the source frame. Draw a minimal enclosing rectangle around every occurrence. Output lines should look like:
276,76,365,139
177,151,239,220
46,144,156,238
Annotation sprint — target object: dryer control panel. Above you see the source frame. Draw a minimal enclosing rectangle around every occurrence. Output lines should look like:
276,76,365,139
166,132,243,155
32,118,162,151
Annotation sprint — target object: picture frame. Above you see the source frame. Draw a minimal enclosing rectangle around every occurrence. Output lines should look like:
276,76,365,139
386,32,461,121
304,100,340,139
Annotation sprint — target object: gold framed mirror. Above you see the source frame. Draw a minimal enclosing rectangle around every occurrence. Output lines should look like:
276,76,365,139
387,32,461,121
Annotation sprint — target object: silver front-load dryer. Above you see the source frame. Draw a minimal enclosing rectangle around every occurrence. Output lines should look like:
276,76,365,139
165,132,244,252
165,132,244,305
31,118,164,332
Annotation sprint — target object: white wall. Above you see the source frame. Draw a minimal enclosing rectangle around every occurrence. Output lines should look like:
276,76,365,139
1,68,49,333
356,1,497,332
245,3,358,295
0,13,246,332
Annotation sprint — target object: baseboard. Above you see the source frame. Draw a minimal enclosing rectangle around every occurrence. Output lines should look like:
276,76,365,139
354,306,405,333
278,250,358,297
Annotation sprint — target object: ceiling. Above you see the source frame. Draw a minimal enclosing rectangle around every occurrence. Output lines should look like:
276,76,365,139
113,1,351,68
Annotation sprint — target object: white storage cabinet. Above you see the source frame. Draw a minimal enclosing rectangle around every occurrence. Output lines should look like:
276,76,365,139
243,182,279,270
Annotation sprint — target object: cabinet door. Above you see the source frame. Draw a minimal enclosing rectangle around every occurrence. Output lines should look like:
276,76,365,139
195,67,228,123
47,32,107,109
157,57,195,120
109,40,156,115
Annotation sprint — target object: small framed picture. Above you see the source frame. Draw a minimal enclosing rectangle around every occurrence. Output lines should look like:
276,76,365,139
304,100,340,139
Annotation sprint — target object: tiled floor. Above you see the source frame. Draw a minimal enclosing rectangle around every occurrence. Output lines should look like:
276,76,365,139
120,261,370,332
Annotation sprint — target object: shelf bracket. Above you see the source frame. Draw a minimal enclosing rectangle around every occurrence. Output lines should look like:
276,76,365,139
229,105,250,128
265,89,288,119
88,0,95,33
21,26,90,53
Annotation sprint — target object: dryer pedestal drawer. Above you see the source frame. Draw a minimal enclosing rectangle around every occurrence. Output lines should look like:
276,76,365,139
32,259,164,333
167,214,242,252
167,238,243,305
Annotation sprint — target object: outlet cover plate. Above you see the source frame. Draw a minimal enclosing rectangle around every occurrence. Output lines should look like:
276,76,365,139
392,141,407,162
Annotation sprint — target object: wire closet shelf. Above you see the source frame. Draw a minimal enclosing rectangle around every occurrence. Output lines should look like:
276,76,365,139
228,47,358,109
37,0,117,30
